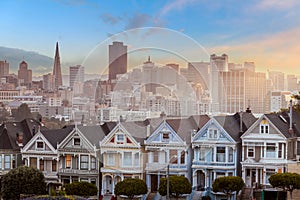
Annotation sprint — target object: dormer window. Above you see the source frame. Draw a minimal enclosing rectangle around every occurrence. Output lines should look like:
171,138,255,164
36,141,44,150
260,119,269,134
163,133,169,139
74,138,81,146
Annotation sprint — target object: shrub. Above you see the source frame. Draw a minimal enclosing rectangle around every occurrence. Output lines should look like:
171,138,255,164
64,182,97,197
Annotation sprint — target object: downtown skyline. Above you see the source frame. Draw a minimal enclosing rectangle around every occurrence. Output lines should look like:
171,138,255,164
1,0,300,75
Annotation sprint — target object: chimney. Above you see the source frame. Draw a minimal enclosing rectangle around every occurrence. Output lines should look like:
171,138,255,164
289,99,294,135
146,124,151,137
16,132,24,147
32,125,36,135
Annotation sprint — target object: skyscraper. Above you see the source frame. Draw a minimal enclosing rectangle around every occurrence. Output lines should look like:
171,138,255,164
0,60,9,77
108,41,127,81
17,60,32,86
69,65,84,89
53,42,63,89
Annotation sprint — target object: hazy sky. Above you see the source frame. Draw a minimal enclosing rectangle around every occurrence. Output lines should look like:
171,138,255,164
1,0,300,75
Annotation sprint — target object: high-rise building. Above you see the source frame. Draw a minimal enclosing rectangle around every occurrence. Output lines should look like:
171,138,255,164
270,91,292,113
17,61,32,86
0,60,9,77
108,41,127,81
287,74,298,92
268,71,285,91
69,65,84,88
244,62,255,72
53,42,63,89
43,73,55,91
210,54,228,113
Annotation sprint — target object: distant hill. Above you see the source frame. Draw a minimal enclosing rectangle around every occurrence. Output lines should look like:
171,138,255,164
0,46,53,74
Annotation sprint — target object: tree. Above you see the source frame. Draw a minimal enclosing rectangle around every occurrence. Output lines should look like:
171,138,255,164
212,176,244,200
114,178,147,200
11,103,32,121
269,172,300,200
64,181,98,197
159,176,192,200
1,165,46,200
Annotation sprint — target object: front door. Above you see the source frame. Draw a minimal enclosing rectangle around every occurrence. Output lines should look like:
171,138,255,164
151,175,158,192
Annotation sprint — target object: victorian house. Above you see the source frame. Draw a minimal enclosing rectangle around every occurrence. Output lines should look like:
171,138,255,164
241,110,300,188
0,119,43,182
191,111,256,195
57,125,105,189
21,126,72,186
100,121,146,195
144,116,209,193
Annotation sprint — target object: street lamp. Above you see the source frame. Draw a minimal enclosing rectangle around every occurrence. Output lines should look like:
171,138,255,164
167,155,177,200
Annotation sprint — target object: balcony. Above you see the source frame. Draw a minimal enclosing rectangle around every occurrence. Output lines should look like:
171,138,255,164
192,160,235,167
59,168,98,175
101,166,143,173
42,171,58,179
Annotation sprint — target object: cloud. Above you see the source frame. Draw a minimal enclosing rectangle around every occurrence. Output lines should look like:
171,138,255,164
101,13,121,25
209,28,300,74
253,0,300,10
125,13,151,29
159,0,197,16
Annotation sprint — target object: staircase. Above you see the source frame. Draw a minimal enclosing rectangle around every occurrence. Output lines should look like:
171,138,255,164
192,191,203,200
240,188,252,200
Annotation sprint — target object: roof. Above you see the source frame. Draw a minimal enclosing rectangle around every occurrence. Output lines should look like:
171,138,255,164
77,125,106,148
0,118,45,150
41,125,74,148
215,112,257,142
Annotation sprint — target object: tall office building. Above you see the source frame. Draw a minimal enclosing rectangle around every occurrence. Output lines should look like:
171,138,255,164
53,42,63,89
268,71,285,91
108,41,127,81
43,73,55,91
17,61,32,86
287,74,298,92
0,60,9,77
69,65,84,88
210,54,228,113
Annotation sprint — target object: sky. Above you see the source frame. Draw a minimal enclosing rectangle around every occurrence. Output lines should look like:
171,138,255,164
1,0,300,75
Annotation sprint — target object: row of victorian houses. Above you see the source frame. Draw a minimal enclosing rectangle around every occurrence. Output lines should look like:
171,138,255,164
1,107,300,198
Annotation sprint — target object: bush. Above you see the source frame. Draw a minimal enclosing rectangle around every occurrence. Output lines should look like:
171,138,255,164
64,182,97,197
1,166,46,200
114,178,147,200
201,196,211,200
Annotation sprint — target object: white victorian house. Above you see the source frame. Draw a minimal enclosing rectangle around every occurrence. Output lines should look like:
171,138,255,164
241,111,298,188
100,122,145,195
191,112,256,195
144,118,195,192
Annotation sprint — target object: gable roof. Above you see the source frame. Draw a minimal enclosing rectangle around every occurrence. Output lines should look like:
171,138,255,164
41,125,74,148
214,112,257,142
0,118,45,150
77,125,106,148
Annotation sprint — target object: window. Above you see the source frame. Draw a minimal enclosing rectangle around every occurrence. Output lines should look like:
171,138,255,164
199,147,206,161
74,138,80,146
248,147,254,158
80,155,88,169
216,172,225,178
266,169,276,184
134,153,139,166
4,155,11,169
108,153,114,166
91,157,96,170
260,119,269,134
228,147,233,162
36,141,44,149
153,151,159,162
278,143,283,158
30,157,37,169
162,132,170,142
52,160,57,172
116,134,124,143
40,159,44,171
123,152,132,166
266,143,276,158
208,129,218,139
91,179,96,185
66,155,72,168
217,147,226,162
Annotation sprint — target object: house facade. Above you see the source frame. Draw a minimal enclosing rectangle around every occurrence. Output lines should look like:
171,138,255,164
241,112,298,188
100,122,144,195
144,120,190,192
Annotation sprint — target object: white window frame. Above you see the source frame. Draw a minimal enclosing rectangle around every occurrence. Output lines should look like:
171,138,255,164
80,155,89,170
73,138,81,146
36,140,45,150
107,153,114,166
116,134,125,143
123,152,132,166
247,147,255,158
208,129,218,139
4,155,11,169
91,157,96,170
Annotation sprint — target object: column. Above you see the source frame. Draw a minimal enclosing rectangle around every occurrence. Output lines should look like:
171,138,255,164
146,174,151,189
78,154,81,170
149,151,153,163
192,170,197,188
213,147,216,162
88,154,91,171
10,154,13,169
185,151,188,165
225,146,228,163
157,174,160,191
256,168,258,185
37,157,40,170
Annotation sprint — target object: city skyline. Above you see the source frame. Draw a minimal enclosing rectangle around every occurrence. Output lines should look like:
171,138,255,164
1,0,300,76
